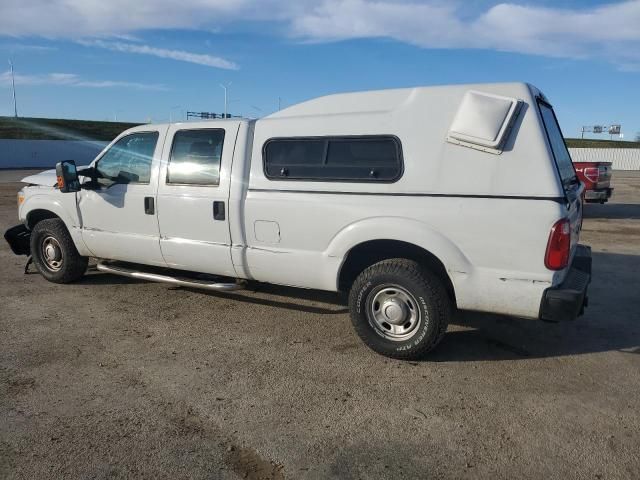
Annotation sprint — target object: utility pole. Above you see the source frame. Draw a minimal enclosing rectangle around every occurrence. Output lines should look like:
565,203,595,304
278,96,282,111
8,59,18,117
220,82,231,118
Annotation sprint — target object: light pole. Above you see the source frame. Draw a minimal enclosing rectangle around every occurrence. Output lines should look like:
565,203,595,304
8,59,18,117
220,82,231,117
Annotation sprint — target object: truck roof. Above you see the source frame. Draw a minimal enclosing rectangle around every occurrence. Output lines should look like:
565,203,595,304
148,118,251,129
144,83,541,128
266,82,540,120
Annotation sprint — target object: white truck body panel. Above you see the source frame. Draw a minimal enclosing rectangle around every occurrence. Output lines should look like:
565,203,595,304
156,122,241,277
76,124,169,266
18,82,582,320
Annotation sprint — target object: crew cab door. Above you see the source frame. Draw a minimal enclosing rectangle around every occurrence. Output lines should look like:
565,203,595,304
156,123,239,277
78,127,167,266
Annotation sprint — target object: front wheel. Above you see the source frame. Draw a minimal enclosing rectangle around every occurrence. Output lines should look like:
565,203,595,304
30,218,88,283
348,259,451,360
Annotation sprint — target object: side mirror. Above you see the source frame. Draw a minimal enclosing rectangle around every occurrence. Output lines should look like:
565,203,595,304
55,160,81,193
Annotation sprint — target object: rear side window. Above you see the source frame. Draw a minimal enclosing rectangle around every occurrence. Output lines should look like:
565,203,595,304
264,136,403,182
167,129,225,185
538,102,577,188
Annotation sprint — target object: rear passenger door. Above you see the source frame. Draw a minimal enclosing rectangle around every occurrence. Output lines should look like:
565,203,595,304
156,123,239,277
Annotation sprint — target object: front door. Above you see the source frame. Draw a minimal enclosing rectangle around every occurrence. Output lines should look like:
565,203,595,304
78,127,167,266
156,123,239,277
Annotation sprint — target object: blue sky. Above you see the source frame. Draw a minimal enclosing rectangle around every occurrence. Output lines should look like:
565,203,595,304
1,0,639,139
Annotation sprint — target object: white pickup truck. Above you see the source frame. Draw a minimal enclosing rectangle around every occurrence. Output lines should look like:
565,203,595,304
5,83,591,359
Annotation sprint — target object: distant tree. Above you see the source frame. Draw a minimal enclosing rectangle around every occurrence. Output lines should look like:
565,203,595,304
635,131,640,142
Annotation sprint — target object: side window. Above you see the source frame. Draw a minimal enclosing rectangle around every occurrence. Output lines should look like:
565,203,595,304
96,131,159,186
264,136,403,182
167,129,225,185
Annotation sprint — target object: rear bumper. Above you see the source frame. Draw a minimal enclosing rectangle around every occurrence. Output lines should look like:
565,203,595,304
4,224,31,256
539,245,592,322
585,188,613,203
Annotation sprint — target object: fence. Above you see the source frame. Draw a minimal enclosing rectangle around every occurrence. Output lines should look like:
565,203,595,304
0,139,108,169
569,148,640,171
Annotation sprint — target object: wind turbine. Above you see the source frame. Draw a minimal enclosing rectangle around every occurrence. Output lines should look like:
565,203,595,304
8,59,18,117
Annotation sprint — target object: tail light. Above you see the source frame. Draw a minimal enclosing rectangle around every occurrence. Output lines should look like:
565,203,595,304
545,218,571,270
582,167,600,183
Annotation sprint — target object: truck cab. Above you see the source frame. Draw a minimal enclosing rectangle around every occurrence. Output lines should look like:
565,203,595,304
5,82,592,360
76,121,243,275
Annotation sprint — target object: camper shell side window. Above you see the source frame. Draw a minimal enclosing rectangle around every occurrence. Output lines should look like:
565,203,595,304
263,135,403,183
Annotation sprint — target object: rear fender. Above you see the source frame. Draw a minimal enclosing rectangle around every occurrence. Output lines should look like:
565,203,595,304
325,217,473,289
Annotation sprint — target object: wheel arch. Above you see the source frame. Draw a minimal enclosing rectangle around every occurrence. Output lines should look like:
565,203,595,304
329,217,471,304
26,209,62,230
338,239,456,304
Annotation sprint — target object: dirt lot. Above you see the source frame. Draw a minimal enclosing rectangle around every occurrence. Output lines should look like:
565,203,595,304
1,170,639,479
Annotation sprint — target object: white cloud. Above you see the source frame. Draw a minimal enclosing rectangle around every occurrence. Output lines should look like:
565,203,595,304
0,0,241,37
0,70,167,90
618,63,640,72
1,0,639,68
291,0,640,60
0,43,57,53
78,39,238,70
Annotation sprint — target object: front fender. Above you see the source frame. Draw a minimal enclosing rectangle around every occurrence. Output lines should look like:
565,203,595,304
325,216,473,279
21,192,77,227
20,191,91,256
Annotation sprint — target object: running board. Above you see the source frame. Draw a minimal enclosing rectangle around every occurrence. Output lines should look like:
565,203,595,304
96,261,245,292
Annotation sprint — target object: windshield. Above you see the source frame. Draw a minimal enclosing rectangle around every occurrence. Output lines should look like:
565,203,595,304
538,102,577,189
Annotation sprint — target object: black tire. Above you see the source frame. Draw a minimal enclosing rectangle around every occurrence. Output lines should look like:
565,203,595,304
30,218,88,283
348,259,451,360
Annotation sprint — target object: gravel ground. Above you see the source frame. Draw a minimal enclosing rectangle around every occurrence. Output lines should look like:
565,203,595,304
1,170,639,479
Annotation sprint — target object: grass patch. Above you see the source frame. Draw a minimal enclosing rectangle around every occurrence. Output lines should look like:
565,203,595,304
0,116,142,141
566,138,640,149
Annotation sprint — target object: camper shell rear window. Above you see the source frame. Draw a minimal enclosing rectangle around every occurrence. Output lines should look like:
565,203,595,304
263,136,403,182
537,100,578,190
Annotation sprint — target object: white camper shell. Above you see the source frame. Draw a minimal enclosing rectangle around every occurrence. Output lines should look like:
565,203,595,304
6,82,592,359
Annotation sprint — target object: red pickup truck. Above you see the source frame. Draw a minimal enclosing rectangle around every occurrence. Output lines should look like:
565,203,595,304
573,161,613,204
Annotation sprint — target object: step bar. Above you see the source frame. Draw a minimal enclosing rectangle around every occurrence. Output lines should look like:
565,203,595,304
96,261,245,292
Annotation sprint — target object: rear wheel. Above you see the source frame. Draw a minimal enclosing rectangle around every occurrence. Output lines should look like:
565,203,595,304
348,259,450,360
30,218,88,283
